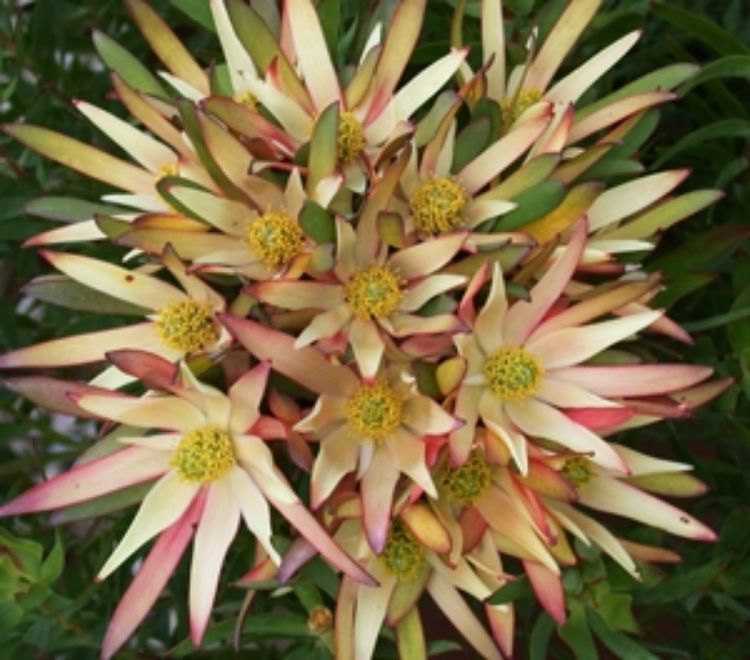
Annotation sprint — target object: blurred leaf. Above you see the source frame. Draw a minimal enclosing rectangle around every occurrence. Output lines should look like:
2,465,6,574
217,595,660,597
168,0,216,30
24,197,125,223
92,30,168,99
587,608,657,660
559,600,598,660
654,119,750,168
651,4,750,56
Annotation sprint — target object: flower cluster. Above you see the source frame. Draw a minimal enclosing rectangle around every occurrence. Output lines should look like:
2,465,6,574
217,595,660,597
0,1,729,658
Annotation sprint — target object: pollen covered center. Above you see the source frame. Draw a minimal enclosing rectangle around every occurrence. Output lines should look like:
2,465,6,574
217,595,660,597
155,300,219,353
337,111,366,164
235,90,258,110
247,211,305,267
345,265,402,319
561,456,594,488
501,89,544,132
172,426,235,483
345,381,403,440
409,178,469,234
483,346,543,402
442,450,492,505
381,520,424,580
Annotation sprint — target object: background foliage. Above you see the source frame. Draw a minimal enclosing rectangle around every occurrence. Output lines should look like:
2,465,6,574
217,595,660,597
0,0,749,657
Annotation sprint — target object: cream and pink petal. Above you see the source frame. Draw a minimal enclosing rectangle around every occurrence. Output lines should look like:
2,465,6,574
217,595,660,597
386,427,436,497
349,317,385,380
221,315,358,397
354,560,397,660
0,446,170,516
228,361,270,434
526,310,662,369
0,322,158,369
98,471,200,579
478,392,529,474
503,219,586,346
552,364,713,398
101,489,206,660
310,425,360,507
426,572,503,660
76,392,207,432
189,479,241,644
41,251,185,311
579,477,716,541
474,263,508,354
505,397,626,473
361,448,401,553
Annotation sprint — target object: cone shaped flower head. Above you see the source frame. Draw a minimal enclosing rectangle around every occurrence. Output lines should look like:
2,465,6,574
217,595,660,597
448,219,668,471
0,247,228,388
0,352,373,657
295,361,459,553
327,496,506,660
252,211,468,380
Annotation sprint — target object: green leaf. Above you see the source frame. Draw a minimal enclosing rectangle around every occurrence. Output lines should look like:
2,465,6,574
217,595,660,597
155,176,213,221
682,306,750,333
178,101,248,202
486,154,560,200
651,4,750,56
587,608,658,660
91,31,168,99
307,103,339,196
168,0,215,30
0,529,43,580
24,197,125,223
319,0,342,58
583,158,644,180
589,592,639,634
607,110,661,159
493,181,566,231
91,215,131,241
529,613,555,660
39,535,64,585
652,273,714,309
559,600,598,660
603,190,723,241
649,225,750,276
23,275,150,316
654,120,750,168
576,64,699,120
681,55,750,95
452,118,492,172
299,201,336,243
489,576,532,605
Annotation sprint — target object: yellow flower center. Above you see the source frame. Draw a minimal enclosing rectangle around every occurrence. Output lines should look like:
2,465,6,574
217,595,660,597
483,347,544,402
247,211,305,267
501,89,544,132
157,162,180,180
337,111,366,164
442,450,492,505
307,605,334,634
560,456,594,488
172,426,235,483
409,178,469,234
345,265,402,319
345,381,403,440
381,520,424,580
155,300,219,353
235,90,258,110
